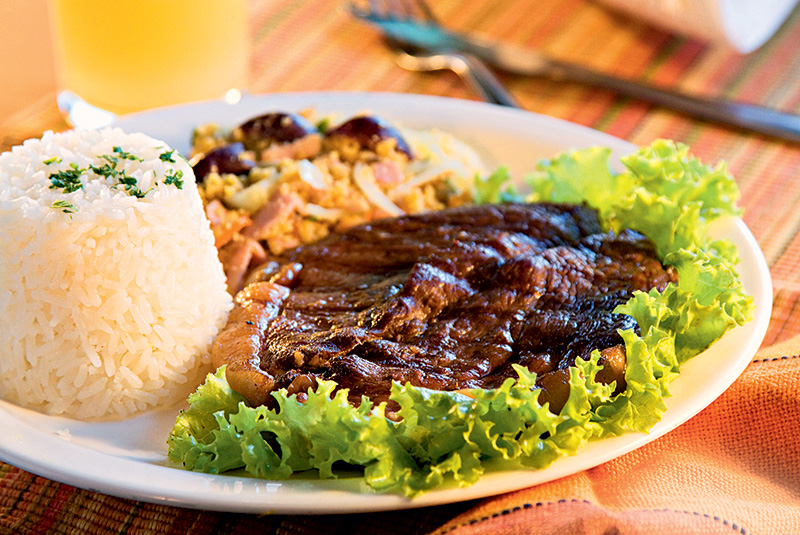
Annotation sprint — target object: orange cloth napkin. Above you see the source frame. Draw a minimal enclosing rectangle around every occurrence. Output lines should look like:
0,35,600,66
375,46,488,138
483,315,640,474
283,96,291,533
429,335,800,535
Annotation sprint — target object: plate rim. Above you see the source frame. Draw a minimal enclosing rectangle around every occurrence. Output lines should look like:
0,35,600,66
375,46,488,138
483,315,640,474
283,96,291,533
0,91,773,514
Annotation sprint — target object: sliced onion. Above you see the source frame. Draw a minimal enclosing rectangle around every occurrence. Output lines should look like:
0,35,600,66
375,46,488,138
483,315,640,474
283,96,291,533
302,203,345,221
389,162,450,200
297,159,327,190
403,128,487,185
353,163,404,217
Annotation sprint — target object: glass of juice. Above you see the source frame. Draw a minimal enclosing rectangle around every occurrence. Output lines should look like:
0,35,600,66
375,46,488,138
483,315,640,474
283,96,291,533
48,0,250,120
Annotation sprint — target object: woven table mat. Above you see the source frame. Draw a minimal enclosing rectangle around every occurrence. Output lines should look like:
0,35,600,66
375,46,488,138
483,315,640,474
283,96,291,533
3,0,800,533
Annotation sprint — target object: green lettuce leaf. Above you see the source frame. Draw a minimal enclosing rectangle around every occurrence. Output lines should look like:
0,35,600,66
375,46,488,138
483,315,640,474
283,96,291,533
168,138,754,496
473,166,523,204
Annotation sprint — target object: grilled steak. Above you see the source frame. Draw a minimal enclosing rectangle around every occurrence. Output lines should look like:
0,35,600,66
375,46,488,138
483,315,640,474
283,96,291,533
213,203,677,416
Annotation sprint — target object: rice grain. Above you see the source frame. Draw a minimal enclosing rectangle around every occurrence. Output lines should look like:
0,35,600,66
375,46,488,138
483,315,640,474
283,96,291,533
0,128,233,419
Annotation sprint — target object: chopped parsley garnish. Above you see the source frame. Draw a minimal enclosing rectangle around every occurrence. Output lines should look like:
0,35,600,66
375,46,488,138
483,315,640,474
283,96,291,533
91,157,150,197
163,169,184,189
99,154,118,165
46,147,182,201
116,174,149,198
48,167,84,193
89,163,120,179
112,146,143,162
51,200,76,213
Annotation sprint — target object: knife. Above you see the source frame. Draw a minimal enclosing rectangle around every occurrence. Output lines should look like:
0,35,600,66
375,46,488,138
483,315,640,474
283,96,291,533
361,16,800,143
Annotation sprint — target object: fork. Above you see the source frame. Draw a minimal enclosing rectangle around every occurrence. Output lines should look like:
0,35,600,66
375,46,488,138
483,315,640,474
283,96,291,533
394,49,521,107
352,0,800,143
356,0,520,108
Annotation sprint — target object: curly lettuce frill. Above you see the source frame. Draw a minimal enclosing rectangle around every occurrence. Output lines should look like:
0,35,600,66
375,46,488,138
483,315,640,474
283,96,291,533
167,139,754,497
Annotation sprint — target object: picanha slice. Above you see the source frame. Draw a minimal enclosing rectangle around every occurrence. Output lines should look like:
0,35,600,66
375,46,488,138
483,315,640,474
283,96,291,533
212,203,677,417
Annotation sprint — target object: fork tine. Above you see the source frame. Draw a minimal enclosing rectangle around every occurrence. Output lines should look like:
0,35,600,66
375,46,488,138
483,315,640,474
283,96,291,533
411,0,440,24
348,1,368,19
350,0,389,20
384,0,412,19
351,0,439,25
366,0,387,18
388,0,440,24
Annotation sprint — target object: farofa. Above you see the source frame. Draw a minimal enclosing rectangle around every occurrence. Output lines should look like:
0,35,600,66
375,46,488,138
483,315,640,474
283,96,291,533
190,110,485,291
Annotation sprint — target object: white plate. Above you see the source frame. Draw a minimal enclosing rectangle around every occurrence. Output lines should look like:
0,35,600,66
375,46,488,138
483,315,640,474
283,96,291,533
0,92,772,514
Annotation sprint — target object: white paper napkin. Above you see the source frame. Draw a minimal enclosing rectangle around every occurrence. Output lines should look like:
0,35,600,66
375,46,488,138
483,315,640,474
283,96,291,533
597,0,800,53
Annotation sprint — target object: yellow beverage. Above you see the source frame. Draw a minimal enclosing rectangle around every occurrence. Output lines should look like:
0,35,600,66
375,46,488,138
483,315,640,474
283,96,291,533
49,0,249,114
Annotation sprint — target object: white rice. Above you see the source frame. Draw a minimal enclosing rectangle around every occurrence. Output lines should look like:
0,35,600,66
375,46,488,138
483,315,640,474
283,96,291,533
0,128,233,419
